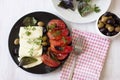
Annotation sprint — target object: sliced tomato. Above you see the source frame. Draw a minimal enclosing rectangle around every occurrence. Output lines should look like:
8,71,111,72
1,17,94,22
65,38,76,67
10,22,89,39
61,28,69,36
61,46,73,54
49,36,72,46
50,45,73,54
47,29,69,40
48,19,66,29
50,39,63,46
64,36,72,45
47,30,62,40
56,53,68,60
41,54,60,67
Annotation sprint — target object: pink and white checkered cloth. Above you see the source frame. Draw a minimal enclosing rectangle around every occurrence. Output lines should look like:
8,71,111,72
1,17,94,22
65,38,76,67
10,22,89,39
60,29,111,80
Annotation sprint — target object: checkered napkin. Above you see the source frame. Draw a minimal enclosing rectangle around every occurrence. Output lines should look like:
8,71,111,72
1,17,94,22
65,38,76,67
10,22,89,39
60,29,111,80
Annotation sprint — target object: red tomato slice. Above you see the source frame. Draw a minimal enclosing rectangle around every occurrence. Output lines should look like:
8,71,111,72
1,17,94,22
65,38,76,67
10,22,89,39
64,36,72,45
61,28,69,36
50,39,64,46
49,36,72,46
47,30,62,40
41,54,60,67
50,45,73,54
48,19,66,29
61,46,73,54
56,53,68,60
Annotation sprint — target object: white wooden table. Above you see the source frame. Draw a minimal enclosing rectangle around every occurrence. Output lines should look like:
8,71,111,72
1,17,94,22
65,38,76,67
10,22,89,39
0,0,120,80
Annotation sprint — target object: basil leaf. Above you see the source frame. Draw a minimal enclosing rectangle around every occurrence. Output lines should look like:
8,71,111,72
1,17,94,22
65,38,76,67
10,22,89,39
94,4,101,13
19,56,37,66
23,17,37,26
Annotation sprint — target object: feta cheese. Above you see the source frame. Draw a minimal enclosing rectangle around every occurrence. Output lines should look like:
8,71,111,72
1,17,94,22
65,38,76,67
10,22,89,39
18,26,43,68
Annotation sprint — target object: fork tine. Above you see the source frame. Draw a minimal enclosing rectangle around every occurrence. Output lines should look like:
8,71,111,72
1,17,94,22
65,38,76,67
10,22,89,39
75,35,83,45
74,35,84,53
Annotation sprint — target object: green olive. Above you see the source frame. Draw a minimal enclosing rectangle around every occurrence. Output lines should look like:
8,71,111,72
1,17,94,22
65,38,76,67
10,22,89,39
105,24,111,29
14,38,19,45
115,26,120,32
37,21,45,26
42,36,48,41
107,26,114,32
98,22,104,28
42,42,48,46
101,16,112,23
101,16,108,23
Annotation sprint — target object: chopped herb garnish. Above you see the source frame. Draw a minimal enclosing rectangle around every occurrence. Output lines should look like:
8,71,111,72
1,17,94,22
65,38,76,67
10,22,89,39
62,37,67,43
32,27,36,31
34,39,41,45
25,31,31,36
47,24,56,30
53,30,61,36
27,39,33,44
27,37,42,45
29,48,34,56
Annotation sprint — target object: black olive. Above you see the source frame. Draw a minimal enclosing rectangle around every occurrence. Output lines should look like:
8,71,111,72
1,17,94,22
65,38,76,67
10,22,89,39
112,31,118,35
99,28,108,34
106,32,113,36
55,46,62,51
43,27,47,34
45,40,50,47
106,18,115,25
13,47,19,56
113,24,118,27
115,18,120,25
111,13,118,19
43,47,48,53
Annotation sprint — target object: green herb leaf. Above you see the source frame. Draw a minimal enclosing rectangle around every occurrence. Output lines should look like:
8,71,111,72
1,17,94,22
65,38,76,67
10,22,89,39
53,30,61,37
29,48,34,56
19,56,37,66
62,37,67,43
32,27,36,31
78,4,93,17
47,24,56,30
25,31,31,36
94,4,101,13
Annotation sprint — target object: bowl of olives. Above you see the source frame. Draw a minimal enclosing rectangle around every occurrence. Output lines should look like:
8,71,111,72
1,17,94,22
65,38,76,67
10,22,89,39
96,12,120,38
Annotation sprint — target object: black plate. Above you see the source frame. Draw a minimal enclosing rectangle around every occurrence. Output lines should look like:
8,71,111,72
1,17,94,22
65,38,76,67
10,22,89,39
8,11,69,74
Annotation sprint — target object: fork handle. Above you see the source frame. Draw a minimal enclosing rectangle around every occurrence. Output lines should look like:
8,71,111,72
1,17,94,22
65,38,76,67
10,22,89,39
68,55,77,80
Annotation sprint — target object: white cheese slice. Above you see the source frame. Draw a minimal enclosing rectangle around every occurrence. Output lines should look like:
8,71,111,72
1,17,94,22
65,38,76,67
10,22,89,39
18,26,43,68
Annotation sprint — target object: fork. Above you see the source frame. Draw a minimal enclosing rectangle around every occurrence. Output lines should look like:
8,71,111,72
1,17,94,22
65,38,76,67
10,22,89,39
68,36,83,80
